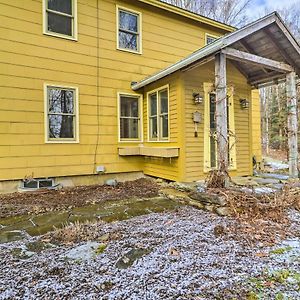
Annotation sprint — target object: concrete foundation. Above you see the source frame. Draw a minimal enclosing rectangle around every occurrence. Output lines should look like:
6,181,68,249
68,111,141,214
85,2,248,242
0,172,145,194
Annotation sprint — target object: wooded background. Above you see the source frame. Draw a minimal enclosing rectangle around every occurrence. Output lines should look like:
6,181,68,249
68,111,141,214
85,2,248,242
162,0,300,159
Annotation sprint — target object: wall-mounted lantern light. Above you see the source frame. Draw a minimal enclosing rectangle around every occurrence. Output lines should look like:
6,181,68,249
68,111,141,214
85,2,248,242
193,93,203,105
240,98,250,109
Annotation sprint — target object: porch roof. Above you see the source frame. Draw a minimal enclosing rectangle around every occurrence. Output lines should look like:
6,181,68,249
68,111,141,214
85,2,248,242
131,12,300,90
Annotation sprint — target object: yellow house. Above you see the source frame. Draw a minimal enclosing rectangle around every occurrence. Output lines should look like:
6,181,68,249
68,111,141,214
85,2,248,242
1,0,299,192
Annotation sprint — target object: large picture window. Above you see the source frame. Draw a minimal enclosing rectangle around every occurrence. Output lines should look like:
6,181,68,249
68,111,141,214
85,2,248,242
44,0,77,40
117,6,142,53
119,94,141,141
45,85,79,143
148,86,169,141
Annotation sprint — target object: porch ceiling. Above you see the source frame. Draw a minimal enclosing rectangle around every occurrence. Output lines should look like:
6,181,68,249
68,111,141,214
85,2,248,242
132,12,300,90
228,22,300,86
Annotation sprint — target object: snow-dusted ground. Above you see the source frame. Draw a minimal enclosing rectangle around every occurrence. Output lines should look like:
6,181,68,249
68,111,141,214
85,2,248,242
1,207,300,300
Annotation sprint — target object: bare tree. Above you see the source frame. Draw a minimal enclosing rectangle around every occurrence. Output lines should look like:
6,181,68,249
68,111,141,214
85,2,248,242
162,0,253,27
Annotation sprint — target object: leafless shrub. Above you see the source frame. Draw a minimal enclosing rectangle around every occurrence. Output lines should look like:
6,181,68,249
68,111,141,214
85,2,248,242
42,221,105,245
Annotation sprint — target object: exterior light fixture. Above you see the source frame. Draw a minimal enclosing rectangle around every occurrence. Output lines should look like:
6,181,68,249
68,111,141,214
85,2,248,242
193,93,203,104
240,98,250,109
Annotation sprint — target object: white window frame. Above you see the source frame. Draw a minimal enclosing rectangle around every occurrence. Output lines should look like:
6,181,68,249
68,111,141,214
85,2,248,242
147,85,170,142
118,92,143,143
44,83,79,144
205,33,220,45
43,0,78,41
116,5,142,54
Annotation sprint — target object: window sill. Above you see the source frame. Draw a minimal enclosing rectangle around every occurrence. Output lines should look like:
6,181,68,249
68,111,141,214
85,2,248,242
43,31,78,41
45,140,79,144
117,47,142,55
119,146,179,158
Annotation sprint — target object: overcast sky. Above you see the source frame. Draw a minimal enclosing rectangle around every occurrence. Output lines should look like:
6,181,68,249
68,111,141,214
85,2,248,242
246,0,300,20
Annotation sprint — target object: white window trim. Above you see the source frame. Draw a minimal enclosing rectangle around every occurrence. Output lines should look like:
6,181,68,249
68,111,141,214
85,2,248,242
205,33,220,45
118,92,143,143
116,5,142,55
44,83,80,144
43,0,78,41
147,84,170,143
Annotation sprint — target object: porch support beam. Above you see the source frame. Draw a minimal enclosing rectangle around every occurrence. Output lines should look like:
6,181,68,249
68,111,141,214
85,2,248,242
215,52,229,174
221,47,294,73
286,72,299,178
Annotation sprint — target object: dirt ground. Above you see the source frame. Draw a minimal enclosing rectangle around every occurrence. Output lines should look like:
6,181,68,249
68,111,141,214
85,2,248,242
0,178,160,218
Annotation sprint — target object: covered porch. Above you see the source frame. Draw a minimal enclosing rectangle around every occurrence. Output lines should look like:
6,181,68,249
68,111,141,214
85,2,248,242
132,12,300,180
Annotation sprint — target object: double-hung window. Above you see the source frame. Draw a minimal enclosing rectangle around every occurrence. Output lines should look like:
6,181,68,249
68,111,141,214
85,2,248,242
119,94,141,141
45,85,79,143
148,87,169,141
44,0,77,40
117,6,142,53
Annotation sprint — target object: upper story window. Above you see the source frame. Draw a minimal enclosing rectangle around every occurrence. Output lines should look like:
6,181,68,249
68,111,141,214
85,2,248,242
119,94,142,141
43,0,78,40
45,85,79,143
148,86,169,141
205,34,218,45
117,6,142,54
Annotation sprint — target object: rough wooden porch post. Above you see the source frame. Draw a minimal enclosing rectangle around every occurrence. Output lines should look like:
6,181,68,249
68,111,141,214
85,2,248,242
286,71,299,178
215,52,229,178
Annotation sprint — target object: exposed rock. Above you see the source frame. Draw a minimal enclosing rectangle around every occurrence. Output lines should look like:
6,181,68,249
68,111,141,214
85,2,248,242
116,247,151,269
63,241,100,261
159,188,190,201
0,230,28,244
171,182,197,192
188,200,205,210
204,205,215,212
232,177,259,186
216,207,232,217
254,178,280,185
254,187,277,194
189,192,227,206
105,179,118,187
259,173,289,181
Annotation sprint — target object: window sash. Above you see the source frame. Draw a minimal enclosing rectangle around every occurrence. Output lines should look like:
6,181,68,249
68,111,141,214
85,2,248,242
45,0,75,38
148,88,169,141
47,86,77,141
118,8,140,52
119,95,141,141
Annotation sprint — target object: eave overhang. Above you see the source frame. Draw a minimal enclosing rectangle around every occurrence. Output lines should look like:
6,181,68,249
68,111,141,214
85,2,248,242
132,12,300,90
137,0,235,32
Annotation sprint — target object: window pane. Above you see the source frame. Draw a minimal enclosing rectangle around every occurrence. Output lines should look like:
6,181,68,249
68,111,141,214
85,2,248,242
49,115,74,139
161,115,168,138
206,36,217,45
120,96,138,118
48,12,72,36
120,118,139,139
48,88,74,114
119,32,138,51
48,0,72,15
209,94,216,130
210,136,217,168
150,116,158,139
160,90,168,114
119,11,138,32
150,93,157,116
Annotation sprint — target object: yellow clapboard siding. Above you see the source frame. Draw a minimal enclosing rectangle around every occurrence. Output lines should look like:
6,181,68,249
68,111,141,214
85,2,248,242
1,0,259,183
